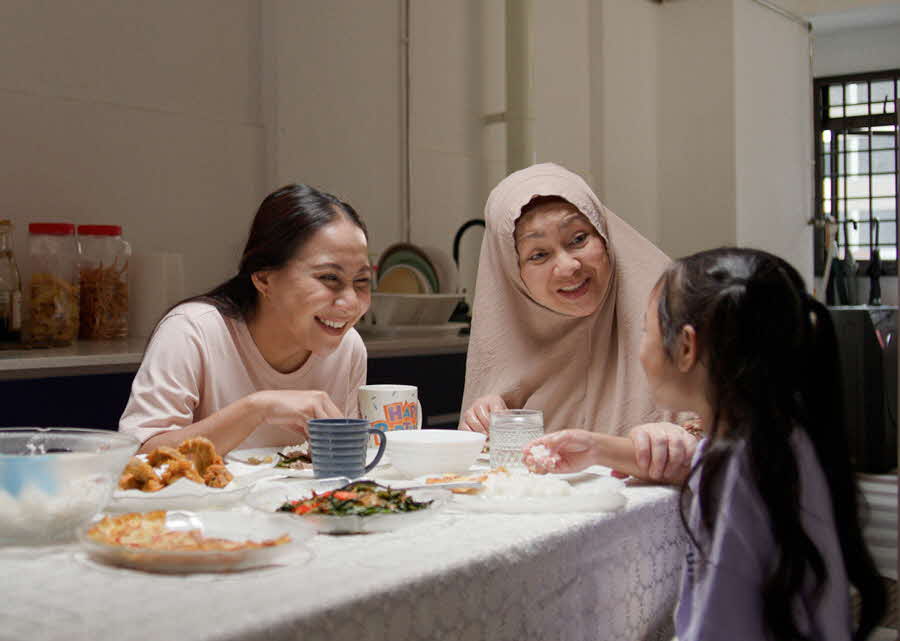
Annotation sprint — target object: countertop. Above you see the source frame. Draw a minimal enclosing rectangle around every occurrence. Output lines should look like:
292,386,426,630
0,332,469,381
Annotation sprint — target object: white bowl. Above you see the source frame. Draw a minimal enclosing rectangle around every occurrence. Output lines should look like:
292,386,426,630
0,428,139,545
384,430,486,478
360,293,464,327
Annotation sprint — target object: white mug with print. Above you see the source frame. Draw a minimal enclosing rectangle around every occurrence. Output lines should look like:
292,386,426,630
358,385,422,445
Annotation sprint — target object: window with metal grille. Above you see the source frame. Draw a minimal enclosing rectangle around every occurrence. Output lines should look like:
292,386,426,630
814,70,900,277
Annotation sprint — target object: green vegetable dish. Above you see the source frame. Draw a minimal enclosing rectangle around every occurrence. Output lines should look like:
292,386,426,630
278,481,433,516
274,448,312,469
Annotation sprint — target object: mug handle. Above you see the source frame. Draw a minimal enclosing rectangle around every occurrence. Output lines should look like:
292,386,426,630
364,428,387,473
416,400,422,429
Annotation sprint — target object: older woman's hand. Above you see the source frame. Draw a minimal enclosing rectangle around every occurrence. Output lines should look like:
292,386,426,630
460,395,508,434
624,422,697,483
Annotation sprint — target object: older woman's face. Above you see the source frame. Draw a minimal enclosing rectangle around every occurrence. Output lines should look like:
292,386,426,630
514,200,611,317
259,216,372,355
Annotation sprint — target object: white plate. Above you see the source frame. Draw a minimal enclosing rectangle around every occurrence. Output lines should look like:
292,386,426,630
419,245,460,294
110,476,252,512
451,475,626,513
355,322,467,338
227,447,388,481
452,492,626,513
78,510,315,573
246,482,449,534
225,447,286,467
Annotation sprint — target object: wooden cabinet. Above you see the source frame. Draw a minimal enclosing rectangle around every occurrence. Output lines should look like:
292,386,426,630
0,339,468,430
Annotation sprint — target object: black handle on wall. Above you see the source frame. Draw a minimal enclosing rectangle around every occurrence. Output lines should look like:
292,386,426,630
452,219,485,266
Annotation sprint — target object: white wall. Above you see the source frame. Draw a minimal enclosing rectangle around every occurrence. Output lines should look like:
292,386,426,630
0,0,875,321
813,22,900,76
786,0,900,16
657,0,738,260
589,0,661,244
532,0,592,181
263,0,403,262
0,0,265,301
735,0,814,284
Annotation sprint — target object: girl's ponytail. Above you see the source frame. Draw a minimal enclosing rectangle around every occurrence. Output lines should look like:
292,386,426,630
802,297,886,641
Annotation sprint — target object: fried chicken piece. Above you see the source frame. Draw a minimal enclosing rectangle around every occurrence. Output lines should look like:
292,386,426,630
146,446,188,468
177,437,220,476
141,477,165,492
118,457,162,491
202,464,233,489
160,458,204,485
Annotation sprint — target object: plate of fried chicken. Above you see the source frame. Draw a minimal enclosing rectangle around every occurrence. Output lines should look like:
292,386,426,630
111,437,250,512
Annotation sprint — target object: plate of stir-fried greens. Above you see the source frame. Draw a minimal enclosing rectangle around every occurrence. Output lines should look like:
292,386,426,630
246,480,449,534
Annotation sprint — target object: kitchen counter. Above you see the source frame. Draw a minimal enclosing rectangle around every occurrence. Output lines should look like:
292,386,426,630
0,333,469,381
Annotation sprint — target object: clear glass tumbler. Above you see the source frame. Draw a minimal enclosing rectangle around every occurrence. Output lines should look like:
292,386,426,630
489,409,544,470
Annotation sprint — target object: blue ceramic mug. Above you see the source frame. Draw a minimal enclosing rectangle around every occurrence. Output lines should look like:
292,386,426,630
307,419,387,479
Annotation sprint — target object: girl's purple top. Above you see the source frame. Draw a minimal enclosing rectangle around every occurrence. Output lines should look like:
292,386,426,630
675,430,852,641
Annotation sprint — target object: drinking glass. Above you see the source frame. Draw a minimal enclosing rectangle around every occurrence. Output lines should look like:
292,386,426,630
489,409,544,470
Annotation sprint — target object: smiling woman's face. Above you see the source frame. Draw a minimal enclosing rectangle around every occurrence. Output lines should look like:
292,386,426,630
259,216,372,355
514,199,612,317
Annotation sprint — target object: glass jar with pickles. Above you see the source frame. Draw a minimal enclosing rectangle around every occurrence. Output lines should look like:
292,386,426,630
0,219,23,342
26,223,80,347
77,225,130,339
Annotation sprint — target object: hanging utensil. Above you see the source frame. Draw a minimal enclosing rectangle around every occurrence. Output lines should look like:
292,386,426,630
450,219,486,327
867,218,883,306
821,217,838,304
842,218,859,305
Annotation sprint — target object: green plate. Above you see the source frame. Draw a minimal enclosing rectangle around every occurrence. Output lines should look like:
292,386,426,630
377,244,439,293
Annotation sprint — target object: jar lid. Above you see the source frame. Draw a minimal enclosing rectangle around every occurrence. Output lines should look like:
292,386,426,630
29,223,75,235
78,225,122,236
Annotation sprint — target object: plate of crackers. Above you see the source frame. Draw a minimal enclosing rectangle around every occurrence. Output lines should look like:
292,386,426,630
111,437,251,512
78,509,315,573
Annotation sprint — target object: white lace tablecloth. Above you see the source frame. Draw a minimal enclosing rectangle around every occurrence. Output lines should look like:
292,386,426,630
0,483,684,641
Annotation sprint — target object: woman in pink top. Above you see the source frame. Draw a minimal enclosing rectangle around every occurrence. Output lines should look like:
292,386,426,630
120,184,372,454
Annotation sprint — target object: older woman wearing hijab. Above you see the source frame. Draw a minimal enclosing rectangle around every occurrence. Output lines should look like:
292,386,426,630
460,163,698,482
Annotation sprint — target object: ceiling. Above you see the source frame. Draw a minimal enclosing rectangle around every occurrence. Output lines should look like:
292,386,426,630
810,2,900,33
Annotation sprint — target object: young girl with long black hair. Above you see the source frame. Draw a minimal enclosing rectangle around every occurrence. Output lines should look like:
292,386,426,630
526,247,886,640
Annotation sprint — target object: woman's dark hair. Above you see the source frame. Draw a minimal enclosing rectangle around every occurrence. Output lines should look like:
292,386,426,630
195,183,366,319
656,247,885,641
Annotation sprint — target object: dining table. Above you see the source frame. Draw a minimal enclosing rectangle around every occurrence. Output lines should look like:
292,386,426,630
0,473,684,641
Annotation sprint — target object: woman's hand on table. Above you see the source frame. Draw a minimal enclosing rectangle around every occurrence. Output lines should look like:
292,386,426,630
460,395,508,434
522,429,600,474
625,422,697,483
251,390,342,438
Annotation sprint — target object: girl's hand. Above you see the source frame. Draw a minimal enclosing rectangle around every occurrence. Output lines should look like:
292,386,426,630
625,422,698,482
460,395,508,434
251,390,343,438
523,429,599,474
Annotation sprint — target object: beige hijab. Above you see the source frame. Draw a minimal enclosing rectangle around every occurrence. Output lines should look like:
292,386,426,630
462,163,670,435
